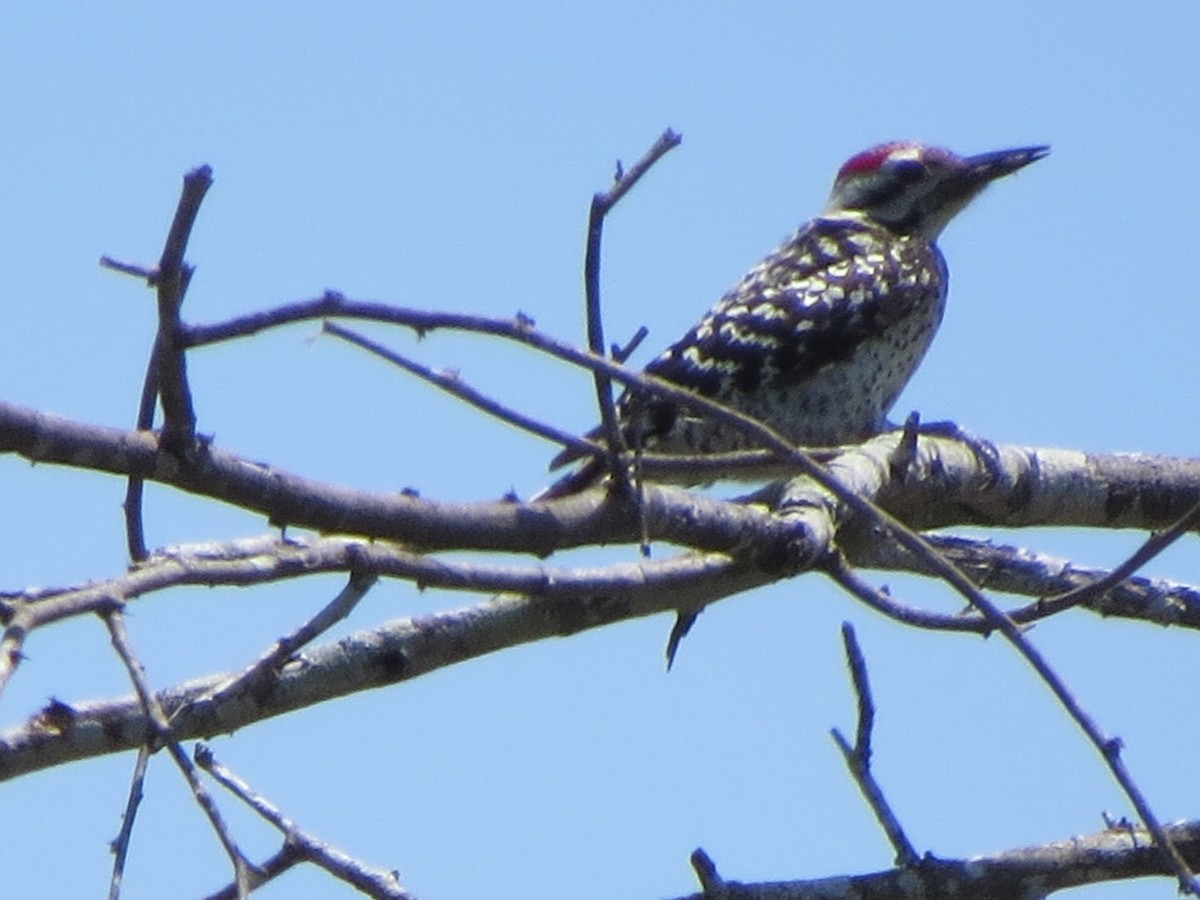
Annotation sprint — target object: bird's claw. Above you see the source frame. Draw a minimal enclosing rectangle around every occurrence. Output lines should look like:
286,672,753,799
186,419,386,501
915,418,1006,485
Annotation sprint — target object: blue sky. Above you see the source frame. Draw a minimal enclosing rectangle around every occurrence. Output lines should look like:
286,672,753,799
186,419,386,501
2,4,1199,898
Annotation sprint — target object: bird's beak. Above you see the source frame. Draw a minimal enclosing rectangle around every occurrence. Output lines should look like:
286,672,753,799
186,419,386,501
962,145,1051,186
914,144,1049,239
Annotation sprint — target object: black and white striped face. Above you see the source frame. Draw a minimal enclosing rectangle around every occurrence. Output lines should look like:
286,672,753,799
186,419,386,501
826,142,1048,240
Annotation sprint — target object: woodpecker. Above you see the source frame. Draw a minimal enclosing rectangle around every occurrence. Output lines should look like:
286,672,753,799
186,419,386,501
544,141,1048,498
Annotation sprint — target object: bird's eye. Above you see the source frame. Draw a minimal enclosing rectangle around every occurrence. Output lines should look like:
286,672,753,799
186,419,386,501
890,159,925,182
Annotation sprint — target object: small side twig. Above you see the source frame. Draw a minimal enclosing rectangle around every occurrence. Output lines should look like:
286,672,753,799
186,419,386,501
191,570,378,715
831,622,918,867
612,325,649,363
99,257,155,280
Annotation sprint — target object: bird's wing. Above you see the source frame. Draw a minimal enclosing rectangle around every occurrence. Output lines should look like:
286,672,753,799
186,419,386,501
548,217,943,472
644,218,938,398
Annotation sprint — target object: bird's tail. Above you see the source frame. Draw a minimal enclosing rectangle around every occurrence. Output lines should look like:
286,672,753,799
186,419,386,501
531,456,607,501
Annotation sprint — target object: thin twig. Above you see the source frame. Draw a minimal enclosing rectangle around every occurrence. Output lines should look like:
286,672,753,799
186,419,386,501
324,321,607,464
831,559,1196,889
850,532,1200,630
200,844,303,900
831,622,918,866
103,609,252,898
123,354,161,562
99,256,156,280
824,554,989,633
192,570,378,715
329,315,802,484
583,130,682,490
841,623,874,761
108,746,152,900
1037,496,1200,615
332,318,816,483
196,745,413,899
10,535,752,638
153,165,212,455
118,165,213,560
595,130,683,212
612,325,650,363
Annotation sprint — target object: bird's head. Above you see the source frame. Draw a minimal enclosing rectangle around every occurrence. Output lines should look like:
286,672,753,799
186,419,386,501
825,141,1049,239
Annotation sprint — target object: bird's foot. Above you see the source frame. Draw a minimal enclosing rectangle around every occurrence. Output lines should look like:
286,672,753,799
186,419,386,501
892,413,1006,485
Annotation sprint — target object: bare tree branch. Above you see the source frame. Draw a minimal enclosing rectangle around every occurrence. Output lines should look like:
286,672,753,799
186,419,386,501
104,609,253,896
854,533,1200,629
5,402,1200,550
151,164,211,454
8,149,1200,896
583,129,683,490
196,746,413,899
106,164,214,560
668,821,1200,899
108,746,151,900
323,320,607,464
0,545,780,782
831,623,918,867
